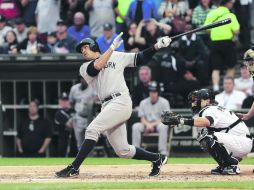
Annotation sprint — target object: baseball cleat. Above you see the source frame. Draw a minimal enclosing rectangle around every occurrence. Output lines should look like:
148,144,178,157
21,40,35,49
149,154,168,177
221,165,240,175
211,165,224,175
55,165,79,178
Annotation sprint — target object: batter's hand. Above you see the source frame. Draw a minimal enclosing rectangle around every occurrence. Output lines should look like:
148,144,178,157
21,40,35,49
156,36,172,49
110,32,124,51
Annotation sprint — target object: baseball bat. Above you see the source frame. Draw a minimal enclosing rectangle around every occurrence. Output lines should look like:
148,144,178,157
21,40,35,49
170,18,232,41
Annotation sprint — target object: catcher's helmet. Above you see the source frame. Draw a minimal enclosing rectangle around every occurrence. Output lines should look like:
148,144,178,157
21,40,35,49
148,81,164,93
243,46,254,61
188,88,215,114
243,46,254,76
76,38,100,53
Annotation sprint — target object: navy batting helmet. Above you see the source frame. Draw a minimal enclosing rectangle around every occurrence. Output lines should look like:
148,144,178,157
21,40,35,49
76,38,100,53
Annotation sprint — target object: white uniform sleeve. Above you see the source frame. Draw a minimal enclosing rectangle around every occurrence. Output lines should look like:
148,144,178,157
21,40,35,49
79,61,95,84
202,107,220,127
113,51,137,68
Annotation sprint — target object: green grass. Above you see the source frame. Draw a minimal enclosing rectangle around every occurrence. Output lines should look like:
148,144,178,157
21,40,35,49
0,157,254,166
0,181,254,190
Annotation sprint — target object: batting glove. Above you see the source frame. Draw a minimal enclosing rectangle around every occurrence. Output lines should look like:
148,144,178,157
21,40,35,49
110,32,124,51
156,36,172,49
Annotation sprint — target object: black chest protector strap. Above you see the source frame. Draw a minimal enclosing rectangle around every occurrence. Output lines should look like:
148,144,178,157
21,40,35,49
207,118,242,133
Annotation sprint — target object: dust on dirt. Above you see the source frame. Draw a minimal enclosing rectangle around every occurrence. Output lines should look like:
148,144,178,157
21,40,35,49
0,164,253,183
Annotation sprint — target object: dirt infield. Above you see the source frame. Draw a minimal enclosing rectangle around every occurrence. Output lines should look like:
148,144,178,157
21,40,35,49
0,164,253,183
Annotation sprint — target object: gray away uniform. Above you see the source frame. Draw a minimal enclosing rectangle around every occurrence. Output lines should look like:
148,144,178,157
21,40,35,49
132,97,170,155
69,83,95,149
80,51,137,158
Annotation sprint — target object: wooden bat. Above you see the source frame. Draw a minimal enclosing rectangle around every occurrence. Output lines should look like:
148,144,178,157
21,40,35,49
170,18,232,41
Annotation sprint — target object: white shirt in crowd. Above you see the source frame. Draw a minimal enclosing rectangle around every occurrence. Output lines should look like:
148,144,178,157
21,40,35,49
234,77,253,95
35,0,61,34
215,90,246,110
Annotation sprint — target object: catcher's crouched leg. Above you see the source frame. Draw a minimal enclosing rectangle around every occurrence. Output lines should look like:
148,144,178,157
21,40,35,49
198,129,239,167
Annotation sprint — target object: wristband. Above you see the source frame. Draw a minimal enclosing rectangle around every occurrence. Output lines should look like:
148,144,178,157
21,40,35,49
110,44,115,51
180,118,194,126
184,118,194,126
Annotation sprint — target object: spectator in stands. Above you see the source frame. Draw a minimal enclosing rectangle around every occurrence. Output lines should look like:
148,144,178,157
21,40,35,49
159,0,190,25
85,0,116,38
13,18,28,43
114,0,132,34
204,0,240,93
44,32,57,53
96,23,124,53
54,92,77,157
0,15,12,47
0,30,18,54
192,0,215,46
16,99,52,157
154,0,163,10
251,1,254,46
215,76,246,110
62,0,88,25
153,47,200,100
0,0,21,21
234,64,253,96
132,66,152,108
67,12,90,43
20,0,38,26
126,0,158,26
234,0,252,50
242,85,254,109
176,24,210,86
18,26,46,54
125,22,146,52
135,18,171,49
188,0,199,9
55,20,77,54
35,0,61,35
132,81,170,156
69,75,96,150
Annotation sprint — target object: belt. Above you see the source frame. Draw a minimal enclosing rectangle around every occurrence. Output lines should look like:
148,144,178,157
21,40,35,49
102,93,121,104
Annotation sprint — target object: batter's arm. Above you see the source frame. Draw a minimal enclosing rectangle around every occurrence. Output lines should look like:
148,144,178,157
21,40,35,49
136,36,172,65
93,32,123,70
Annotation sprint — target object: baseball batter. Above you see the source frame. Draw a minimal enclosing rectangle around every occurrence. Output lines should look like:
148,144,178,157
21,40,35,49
162,88,253,175
55,32,172,177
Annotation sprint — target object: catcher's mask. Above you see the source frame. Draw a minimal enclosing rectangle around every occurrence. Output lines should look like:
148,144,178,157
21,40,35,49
243,46,254,77
76,38,101,53
188,89,215,114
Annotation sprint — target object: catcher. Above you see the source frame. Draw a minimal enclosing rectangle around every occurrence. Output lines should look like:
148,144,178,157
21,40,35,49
161,88,253,175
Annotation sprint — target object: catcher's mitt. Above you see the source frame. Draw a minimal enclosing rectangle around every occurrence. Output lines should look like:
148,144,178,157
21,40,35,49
161,111,182,126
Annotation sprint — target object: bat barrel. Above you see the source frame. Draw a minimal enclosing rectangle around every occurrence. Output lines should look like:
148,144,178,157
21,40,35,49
170,18,231,41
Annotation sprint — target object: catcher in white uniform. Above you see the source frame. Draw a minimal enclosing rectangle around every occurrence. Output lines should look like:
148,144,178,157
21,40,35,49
55,32,172,178
162,88,253,175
